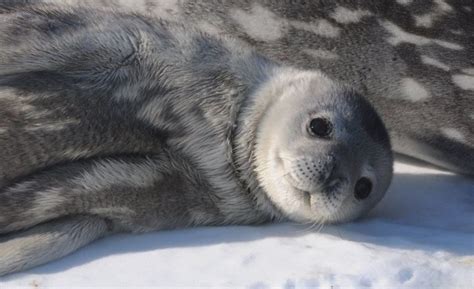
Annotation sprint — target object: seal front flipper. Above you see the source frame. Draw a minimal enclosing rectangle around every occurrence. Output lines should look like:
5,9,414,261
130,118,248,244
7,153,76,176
0,153,221,275
0,215,109,277
0,154,206,235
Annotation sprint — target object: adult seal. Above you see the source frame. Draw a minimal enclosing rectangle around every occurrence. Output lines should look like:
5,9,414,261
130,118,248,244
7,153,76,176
0,4,393,275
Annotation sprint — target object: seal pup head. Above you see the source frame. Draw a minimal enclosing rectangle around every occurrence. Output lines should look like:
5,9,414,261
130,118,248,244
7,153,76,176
251,69,393,224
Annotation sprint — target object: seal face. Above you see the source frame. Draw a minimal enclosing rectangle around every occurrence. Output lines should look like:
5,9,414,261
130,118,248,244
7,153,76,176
251,71,393,224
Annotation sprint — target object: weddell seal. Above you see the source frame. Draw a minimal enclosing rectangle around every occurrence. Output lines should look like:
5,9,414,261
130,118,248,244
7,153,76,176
0,4,393,275
54,0,473,175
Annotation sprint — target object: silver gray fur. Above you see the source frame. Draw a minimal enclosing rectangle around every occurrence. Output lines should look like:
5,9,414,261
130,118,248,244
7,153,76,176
0,3,394,275
175,0,474,175
32,0,472,175
172,0,474,175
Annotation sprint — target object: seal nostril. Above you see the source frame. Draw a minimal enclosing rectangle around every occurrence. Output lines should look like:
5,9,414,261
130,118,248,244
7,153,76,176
354,177,372,200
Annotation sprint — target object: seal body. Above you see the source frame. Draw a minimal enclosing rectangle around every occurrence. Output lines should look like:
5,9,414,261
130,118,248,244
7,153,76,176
30,0,473,175
0,4,392,275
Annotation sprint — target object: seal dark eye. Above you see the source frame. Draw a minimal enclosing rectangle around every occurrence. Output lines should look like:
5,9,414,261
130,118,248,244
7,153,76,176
308,118,332,138
354,177,372,200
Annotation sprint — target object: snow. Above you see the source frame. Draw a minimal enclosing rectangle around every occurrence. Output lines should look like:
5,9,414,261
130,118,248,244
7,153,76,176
1,159,473,289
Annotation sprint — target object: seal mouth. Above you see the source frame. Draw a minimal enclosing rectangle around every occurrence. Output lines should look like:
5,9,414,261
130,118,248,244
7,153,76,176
275,152,351,219
284,169,347,196
285,172,350,214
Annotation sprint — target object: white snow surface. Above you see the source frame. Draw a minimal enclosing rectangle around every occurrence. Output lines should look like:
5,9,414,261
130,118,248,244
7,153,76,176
1,160,473,289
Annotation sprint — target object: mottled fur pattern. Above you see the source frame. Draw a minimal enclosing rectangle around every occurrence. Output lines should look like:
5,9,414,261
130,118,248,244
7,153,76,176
0,5,271,275
180,0,474,175
28,0,472,175
0,4,394,275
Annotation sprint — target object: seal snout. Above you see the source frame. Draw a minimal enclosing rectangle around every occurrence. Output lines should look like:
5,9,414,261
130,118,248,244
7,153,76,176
287,154,345,194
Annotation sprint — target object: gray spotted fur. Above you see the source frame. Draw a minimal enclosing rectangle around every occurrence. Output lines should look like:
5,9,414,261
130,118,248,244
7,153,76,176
31,0,473,175
0,4,393,275
178,0,474,175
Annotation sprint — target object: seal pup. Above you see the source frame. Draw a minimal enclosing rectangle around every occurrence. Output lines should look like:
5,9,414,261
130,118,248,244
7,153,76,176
40,0,472,175
0,4,392,275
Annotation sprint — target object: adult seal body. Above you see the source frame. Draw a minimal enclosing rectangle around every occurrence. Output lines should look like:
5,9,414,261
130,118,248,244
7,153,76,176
0,5,393,275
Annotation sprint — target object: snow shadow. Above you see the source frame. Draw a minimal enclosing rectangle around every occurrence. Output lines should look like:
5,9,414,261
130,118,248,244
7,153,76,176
327,171,474,255
5,167,473,278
